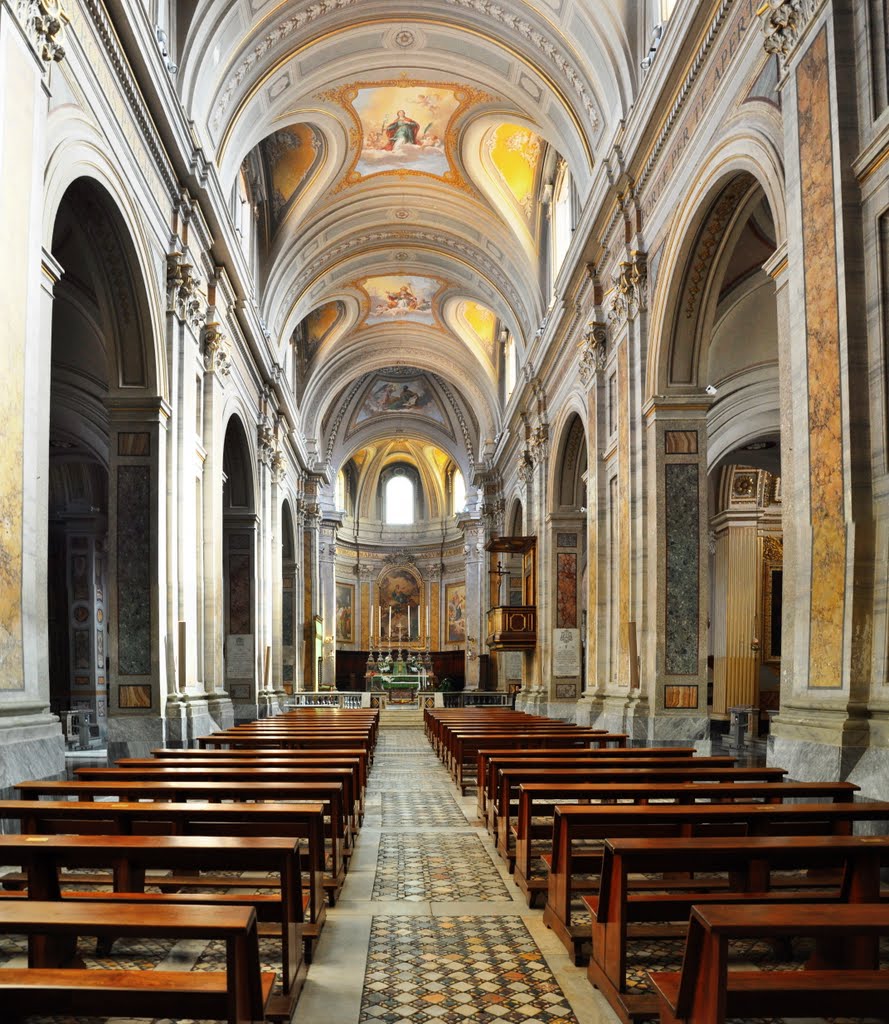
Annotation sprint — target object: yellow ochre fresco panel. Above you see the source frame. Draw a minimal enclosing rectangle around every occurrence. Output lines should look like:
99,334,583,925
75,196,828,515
798,29,845,688
0,38,33,690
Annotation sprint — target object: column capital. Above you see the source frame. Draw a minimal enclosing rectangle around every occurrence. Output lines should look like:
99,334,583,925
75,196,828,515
13,1,67,64
759,0,827,70
578,319,608,389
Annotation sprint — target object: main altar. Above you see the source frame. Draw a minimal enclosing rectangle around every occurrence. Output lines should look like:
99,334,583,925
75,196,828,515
365,618,435,703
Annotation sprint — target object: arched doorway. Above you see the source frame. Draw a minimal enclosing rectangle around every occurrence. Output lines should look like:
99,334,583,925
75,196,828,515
222,415,257,720
654,173,782,732
549,412,588,702
47,178,160,750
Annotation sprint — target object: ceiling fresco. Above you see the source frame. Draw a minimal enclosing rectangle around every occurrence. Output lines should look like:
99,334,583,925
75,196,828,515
487,123,541,219
258,123,323,228
322,79,494,192
361,275,440,327
181,2,639,458
354,376,447,425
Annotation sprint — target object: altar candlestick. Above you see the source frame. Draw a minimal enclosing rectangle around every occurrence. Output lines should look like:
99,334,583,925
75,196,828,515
388,606,392,635
426,604,430,640
407,605,411,637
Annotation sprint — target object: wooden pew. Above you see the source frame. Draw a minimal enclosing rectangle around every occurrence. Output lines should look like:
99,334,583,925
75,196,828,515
542,800,889,964
446,730,615,794
0,901,274,1024
475,745,676,819
589,834,889,1022
0,833,302,1018
15,778,349,900
76,764,362,837
485,755,735,837
146,747,370,802
0,798,327,961
511,779,857,899
649,903,889,1024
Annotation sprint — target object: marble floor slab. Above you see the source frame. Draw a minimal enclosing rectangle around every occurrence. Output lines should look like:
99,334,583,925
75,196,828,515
372,832,512,902
381,790,469,827
360,915,579,1024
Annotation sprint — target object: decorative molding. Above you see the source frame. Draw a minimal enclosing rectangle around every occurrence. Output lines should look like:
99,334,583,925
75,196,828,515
635,0,733,201
445,0,600,130
271,448,287,484
202,321,231,377
607,251,647,332
516,450,534,485
760,0,822,67
382,549,418,566
166,253,204,329
275,228,529,336
211,0,600,135
529,424,549,465
15,0,67,63
579,319,608,388
257,422,276,466
82,1,179,201
432,374,477,468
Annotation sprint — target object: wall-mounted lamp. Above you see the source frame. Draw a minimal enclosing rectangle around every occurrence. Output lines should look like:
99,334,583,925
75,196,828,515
640,23,664,71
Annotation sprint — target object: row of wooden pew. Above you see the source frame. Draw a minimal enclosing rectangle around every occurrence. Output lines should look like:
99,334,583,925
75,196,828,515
0,707,379,1024
425,706,889,1024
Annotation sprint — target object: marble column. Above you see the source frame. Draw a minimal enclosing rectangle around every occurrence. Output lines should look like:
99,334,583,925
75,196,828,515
711,513,759,718
200,326,233,730
319,517,341,688
458,514,484,690
0,4,66,794
762,0,874,780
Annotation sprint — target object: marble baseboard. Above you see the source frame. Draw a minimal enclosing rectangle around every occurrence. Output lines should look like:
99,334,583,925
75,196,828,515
767,733,871,785
205,694,235,731
535,699,580,722
233,702,261,725
0,714,65,794
106,715,170,761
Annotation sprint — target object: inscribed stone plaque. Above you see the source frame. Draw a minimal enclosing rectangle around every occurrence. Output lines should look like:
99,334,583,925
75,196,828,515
226,634,254,678
553,628,580,677
557,533,577,548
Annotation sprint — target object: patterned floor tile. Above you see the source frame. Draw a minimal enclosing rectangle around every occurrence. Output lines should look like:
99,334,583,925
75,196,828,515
360,916,578,1023
373,833,511,902
382,791,469,827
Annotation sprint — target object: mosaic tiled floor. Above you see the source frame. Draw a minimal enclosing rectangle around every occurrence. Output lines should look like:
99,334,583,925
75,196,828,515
360,915,578,1023
381,790,469,827
373,832,511,901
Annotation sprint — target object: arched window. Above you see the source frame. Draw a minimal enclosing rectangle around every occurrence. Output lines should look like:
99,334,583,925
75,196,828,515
384,473,415,524
336,470,346,512
503,331,517,400
552,164,572,278
452,469,466,515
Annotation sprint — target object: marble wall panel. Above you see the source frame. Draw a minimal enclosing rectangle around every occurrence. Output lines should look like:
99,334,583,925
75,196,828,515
117,465,151,676
228,550,252,635
797,28,846,688
665,463,699,675
556,552,577,628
